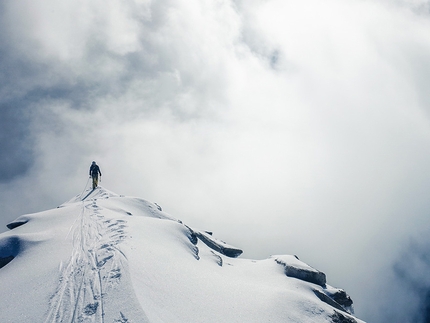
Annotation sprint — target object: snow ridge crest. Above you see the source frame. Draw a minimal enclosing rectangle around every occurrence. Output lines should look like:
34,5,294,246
0,187,365,323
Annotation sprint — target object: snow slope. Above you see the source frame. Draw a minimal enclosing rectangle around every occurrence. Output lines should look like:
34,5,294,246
0,187,365,323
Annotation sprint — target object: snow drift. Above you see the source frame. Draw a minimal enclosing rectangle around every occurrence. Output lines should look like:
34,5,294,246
0,187,365,323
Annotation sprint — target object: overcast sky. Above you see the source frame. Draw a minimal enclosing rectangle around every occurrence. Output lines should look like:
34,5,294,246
2,0,430,321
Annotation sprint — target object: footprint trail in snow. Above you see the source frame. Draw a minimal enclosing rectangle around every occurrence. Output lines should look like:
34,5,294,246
45,196,148,323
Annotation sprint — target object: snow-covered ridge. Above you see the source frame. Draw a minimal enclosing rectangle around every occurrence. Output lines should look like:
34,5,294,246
0,187,365,323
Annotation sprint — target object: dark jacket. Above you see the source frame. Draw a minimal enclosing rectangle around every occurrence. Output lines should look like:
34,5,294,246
90,164,102,177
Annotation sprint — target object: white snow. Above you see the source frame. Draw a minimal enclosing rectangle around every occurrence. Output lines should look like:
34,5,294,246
0,187,365,323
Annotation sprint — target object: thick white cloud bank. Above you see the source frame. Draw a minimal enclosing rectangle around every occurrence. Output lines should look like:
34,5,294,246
1,0,430,322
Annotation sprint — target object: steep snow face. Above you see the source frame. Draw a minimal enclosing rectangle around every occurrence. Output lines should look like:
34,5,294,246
0,187,365,323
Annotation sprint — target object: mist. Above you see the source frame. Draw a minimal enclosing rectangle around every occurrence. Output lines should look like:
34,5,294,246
1,0,430,321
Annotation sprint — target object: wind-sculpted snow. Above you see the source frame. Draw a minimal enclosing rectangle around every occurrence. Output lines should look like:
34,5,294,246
0,187,366,323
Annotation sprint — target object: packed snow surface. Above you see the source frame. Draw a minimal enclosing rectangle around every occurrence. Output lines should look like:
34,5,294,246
0,187,365,323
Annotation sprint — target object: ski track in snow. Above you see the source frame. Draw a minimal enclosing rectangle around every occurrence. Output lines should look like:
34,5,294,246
45,198,129,323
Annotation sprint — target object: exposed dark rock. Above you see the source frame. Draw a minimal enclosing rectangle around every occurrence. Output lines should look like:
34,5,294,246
185,226,242,258
210,251,223,266
284,265,326,286
328,289,353,308
191,245,200,260
184,227,200,259
314,287,355,315
330,310,357,323
313,289,347,313
186,228,198,245
192,230,242,258
7,221,28,230
275,257,326,286
154,203,162,211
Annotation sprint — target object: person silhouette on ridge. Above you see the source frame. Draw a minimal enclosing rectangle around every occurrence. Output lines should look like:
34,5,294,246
89,161,102,189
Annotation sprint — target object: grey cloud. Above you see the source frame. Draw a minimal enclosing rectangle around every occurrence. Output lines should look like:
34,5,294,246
2,2,430,323
0,0,240,213
0,0,232,121
391,238,430,323
0,106,33,182
0,49,39,182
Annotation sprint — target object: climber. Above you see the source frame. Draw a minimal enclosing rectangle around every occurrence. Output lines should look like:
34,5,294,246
89,161,102,189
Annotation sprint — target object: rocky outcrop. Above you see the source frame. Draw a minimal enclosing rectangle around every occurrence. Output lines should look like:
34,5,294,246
314,289,348,313
274,255,326,286
188,228,243,258
274,255,356,316
314,285,354,314
330,310,358,323
327,288,353,308
7,220,28,230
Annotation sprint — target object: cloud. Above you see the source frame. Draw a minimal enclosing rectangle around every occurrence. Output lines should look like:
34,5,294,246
368,231,430,323
0,106,34,182
1,0,430,321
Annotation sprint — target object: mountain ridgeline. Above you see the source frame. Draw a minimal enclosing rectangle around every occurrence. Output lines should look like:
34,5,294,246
0,187,366,323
